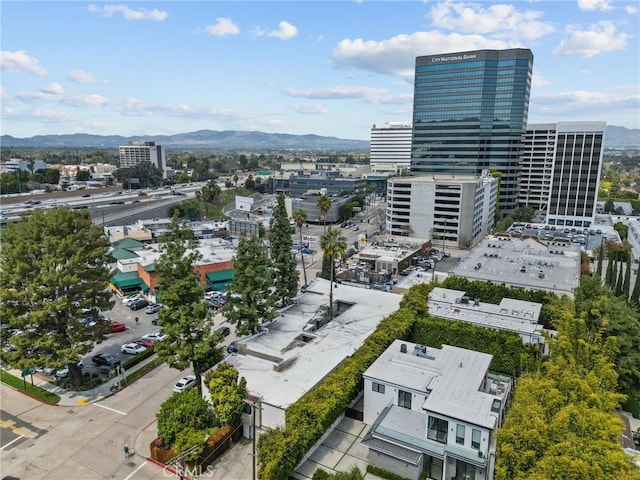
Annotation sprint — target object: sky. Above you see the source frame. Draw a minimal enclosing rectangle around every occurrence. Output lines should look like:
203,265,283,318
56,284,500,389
1,0,639,141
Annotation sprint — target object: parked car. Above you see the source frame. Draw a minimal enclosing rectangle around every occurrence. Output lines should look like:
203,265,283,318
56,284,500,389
121,343,147,355
129,299,150,311
227,342,238,354
122,293,143,305
145,304,162,314
109,321,126,333
55,361,85,379
142,332,168,342
173,375,197,393
91,353,121,367
215,326,231,337
132,338,154,348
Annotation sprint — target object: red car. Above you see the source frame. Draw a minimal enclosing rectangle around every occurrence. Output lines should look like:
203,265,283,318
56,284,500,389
133,338,154,348
109,321,126,333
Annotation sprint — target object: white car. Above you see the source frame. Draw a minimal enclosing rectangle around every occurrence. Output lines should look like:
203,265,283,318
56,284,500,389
122,293,142,305
121,343,147,355
55,361,85,379
173,375,197,393
141,332,168,342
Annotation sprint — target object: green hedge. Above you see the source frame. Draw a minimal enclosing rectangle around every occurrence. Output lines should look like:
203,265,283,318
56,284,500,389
366,465,414,480
0,369,61,404
409,316,538,378
122,346,155,370
257,284,434,480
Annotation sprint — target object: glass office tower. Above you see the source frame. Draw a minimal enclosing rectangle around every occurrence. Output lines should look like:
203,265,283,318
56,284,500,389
410,49,533,213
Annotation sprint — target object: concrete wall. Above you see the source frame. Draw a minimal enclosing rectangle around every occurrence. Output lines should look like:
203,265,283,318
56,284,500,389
367,449,421,480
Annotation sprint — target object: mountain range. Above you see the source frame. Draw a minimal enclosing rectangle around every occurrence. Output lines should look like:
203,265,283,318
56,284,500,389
1,125,638,149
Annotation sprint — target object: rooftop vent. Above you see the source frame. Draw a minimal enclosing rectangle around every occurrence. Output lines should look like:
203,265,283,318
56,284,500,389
400,343,407,353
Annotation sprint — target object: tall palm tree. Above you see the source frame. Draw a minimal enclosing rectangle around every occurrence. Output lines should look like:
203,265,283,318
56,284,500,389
317,195,332,232
320,228,347,321
293,208,309,288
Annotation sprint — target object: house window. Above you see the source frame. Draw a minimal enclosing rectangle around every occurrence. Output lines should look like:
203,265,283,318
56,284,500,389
456,424,465,445
427,416,448,444
471,429,481,449
372,382,385,394
398,390,412,409
455,459,475,480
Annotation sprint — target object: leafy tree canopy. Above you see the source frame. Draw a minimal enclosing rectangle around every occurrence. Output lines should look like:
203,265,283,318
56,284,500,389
0,208,113,385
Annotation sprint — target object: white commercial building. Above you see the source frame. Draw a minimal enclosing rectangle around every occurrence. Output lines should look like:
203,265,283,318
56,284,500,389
208,278,403,434
386,171,498,249
118,141,167,179
370,122,412,170
362,340,511,480
427,287,555,354
521,122,605,228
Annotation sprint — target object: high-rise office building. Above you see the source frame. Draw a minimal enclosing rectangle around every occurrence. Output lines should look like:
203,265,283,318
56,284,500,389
522,122,605,227
370,121,412,170
118,141,167,179
410,49,533,213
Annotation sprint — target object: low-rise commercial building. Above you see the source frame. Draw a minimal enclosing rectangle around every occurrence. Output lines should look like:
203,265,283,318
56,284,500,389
362,340,511,480
449,235,581,297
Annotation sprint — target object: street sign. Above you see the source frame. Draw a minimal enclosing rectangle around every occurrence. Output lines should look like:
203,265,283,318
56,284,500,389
302,235,318,243
21,367,35,377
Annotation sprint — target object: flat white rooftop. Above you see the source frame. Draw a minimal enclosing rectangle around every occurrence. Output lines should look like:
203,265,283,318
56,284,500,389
224,278,403,411
449,235,580,297
365,340,507,429
428,287,545,337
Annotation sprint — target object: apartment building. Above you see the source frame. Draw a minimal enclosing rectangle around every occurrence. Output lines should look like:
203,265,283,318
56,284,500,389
362,340,511,480
386,171,498,248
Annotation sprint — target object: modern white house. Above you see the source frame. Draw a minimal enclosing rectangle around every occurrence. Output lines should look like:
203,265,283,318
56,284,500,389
386,171,498,248
362,340,512,480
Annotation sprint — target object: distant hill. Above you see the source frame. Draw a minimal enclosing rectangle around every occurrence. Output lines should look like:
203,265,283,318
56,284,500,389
0,129,370,150
1,125,637,149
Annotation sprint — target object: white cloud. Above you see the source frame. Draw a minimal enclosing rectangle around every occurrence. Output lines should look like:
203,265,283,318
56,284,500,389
626,5,638,14
67,70,100,84
429,1,554,40
532,72,551,87
204,17,240,37
332,31,507,78
283,85,387,100
87,4,168,21
290,103,329,114
577,0,613,11
69,94,110,107
0,50,47,76
530,85,640,122
552,21,630,58
42,83,64,95
254,21,298,40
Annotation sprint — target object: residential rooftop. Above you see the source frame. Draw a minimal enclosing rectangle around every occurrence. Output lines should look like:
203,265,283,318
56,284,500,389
364,340,509,430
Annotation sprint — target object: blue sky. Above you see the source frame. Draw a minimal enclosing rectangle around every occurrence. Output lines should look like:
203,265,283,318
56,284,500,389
1,0,639,141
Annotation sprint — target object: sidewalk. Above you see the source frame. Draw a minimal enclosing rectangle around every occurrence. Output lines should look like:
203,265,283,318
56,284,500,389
1,353,160,406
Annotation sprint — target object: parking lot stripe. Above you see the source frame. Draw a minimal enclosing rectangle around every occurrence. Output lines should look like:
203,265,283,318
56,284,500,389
124,460,147,480
0,419,28,436
0,435,24,451
93,403,127,416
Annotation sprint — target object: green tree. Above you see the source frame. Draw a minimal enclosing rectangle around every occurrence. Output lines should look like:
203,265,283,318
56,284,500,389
0,208,114,386
223,234,274,335
75,170,91,181
614,221,629,241
157,388,216,447
268,194,298,306
154,219,223,395
319,228,347,321
596,239,604,278
112,161,163,189
32,168,61,185
632,267,640,308
204,362,248,426
244,175,256,191
169,199,202,219
623,260,631,299
317,195,332,232
338,202,354,222
610,260,619,291
293,208,309,287
615,261,625,296
604,199,615,213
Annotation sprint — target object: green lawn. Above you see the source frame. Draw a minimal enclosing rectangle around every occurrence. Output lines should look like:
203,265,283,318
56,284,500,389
0,370,61,404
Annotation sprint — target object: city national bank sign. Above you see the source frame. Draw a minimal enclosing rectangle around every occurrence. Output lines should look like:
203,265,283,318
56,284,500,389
432,53,477,63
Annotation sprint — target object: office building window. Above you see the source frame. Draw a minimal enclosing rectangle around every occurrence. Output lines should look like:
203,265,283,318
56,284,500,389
472,429,481,449
398,390,412,409
372,382,385,394
456,424,465,445
427,416,448,444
